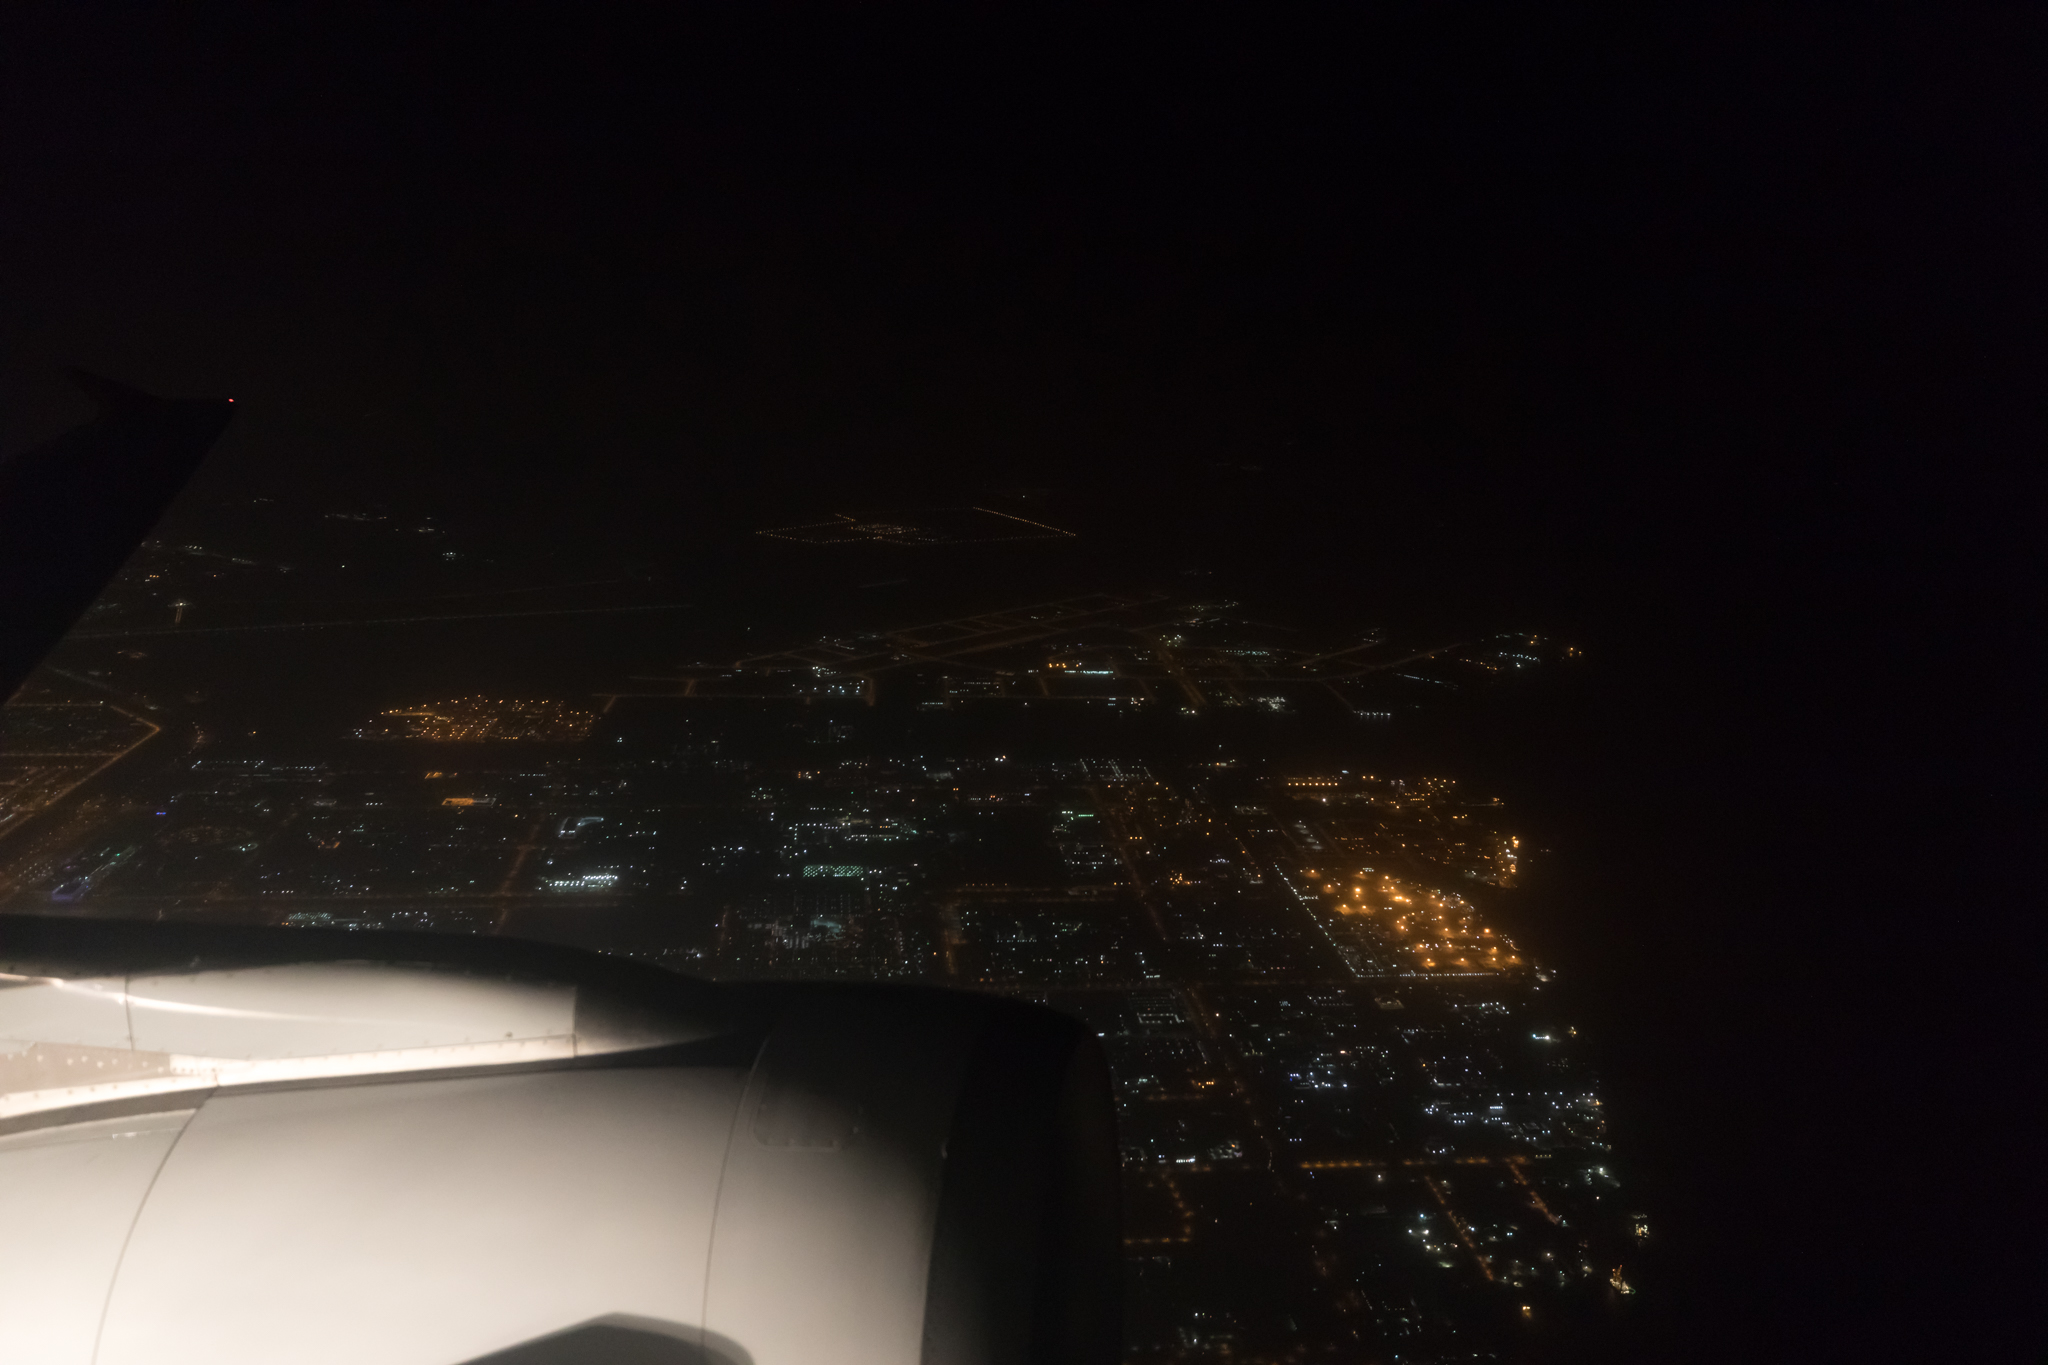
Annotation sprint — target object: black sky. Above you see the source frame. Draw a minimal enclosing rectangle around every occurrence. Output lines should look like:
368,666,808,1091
2,6,2040,1358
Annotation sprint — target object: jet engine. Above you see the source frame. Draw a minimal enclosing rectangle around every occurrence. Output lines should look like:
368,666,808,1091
0,916,1121,1365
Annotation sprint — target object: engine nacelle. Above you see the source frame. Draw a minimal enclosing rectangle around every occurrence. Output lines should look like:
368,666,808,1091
0,916,1119,1365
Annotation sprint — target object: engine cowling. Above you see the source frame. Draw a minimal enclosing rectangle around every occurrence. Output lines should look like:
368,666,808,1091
0,916,1120,1365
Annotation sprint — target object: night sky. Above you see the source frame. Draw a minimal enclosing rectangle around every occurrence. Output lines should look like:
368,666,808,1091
2,7,2038,1358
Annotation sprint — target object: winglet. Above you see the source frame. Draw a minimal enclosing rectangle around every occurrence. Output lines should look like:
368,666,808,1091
0,374,234,704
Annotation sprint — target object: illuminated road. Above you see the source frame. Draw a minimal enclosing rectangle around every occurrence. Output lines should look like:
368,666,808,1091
0,704,161,843
1507,1156,1562,1226
1424,1173,1496,1281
